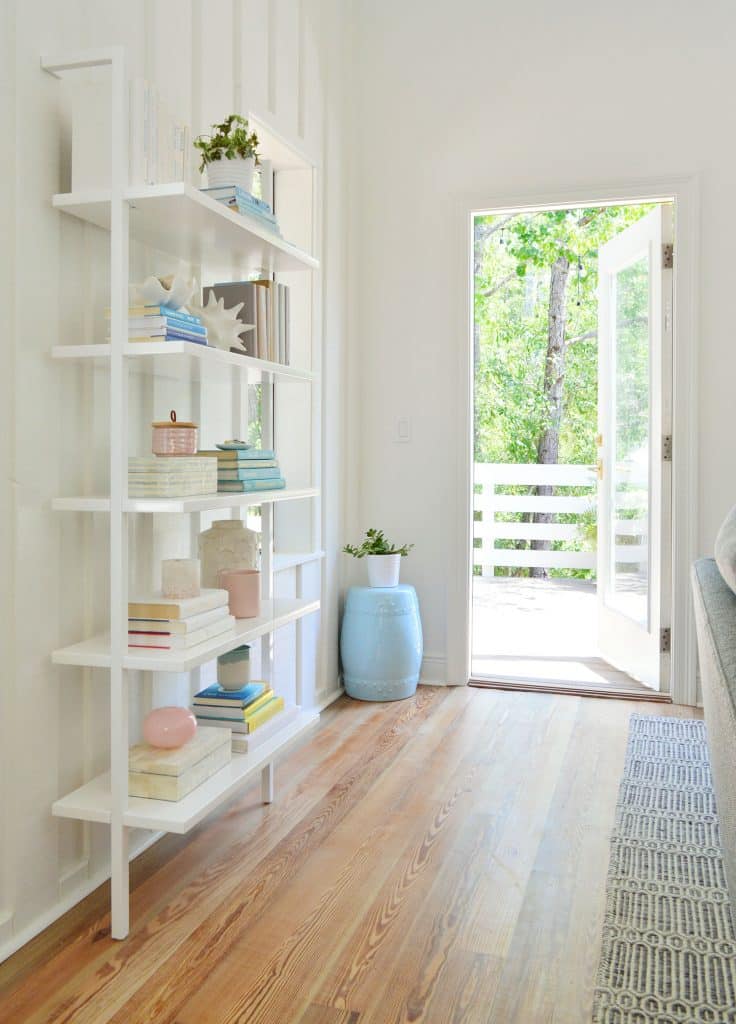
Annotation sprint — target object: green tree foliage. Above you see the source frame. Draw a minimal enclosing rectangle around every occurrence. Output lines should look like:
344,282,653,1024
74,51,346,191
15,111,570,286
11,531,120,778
474,204,651,467
473,204,653,577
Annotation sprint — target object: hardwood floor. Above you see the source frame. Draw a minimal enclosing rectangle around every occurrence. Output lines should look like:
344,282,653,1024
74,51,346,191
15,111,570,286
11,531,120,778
0,687,700,1024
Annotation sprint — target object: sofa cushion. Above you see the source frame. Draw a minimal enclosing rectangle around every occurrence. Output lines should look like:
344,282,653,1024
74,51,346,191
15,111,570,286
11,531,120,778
691,558,736,904
714,505,736,595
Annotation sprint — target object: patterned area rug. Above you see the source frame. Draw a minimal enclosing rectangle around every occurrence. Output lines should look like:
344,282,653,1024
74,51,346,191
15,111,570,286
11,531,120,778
592,715,736,1024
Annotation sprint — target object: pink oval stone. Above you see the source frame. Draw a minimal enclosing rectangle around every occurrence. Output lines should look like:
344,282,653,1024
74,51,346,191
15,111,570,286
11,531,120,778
143,706,197,749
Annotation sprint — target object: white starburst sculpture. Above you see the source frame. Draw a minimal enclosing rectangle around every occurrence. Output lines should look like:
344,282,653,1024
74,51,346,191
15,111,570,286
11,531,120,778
138,273,197,310
193,292,248,351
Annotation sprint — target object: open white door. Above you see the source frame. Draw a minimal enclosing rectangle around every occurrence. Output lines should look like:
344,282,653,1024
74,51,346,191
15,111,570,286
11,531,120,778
597,205,673,690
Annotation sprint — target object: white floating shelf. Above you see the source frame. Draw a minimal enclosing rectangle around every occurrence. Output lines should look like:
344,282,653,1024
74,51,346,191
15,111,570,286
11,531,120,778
52,487,319,514
52,598,320,671
273,550,325,572
52,709,320,833
51,342,317,384
52,183,319,272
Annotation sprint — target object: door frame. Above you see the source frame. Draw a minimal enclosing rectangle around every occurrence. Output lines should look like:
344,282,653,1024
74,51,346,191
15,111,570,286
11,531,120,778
449,176,699,706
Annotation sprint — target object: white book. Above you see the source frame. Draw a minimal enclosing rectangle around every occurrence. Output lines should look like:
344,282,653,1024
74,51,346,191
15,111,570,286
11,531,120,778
230,706,301,753
128,605,231,633
129,78,146,186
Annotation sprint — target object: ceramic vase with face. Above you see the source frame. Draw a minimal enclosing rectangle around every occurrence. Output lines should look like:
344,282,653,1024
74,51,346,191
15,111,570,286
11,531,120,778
198,519,259,588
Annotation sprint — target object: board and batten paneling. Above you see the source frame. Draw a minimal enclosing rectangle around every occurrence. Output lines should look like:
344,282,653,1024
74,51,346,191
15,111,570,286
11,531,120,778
1,0,348,962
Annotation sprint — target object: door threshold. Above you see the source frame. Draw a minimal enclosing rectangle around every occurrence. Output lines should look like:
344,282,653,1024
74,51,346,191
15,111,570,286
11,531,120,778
469,676,672,702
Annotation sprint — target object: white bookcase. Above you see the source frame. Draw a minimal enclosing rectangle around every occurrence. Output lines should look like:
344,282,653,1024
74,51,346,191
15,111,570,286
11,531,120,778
42,48,322,939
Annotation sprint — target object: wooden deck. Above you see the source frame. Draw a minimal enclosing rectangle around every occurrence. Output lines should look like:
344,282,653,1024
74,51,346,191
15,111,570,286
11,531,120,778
0,688,699,1024
472,577,659,698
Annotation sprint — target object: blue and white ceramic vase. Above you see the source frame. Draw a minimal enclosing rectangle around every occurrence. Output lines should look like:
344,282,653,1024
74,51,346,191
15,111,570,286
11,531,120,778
340,585,423,701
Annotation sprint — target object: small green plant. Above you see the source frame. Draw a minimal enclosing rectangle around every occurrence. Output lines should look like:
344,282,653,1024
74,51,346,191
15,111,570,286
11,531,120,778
343,528,414,559
194,114,259,173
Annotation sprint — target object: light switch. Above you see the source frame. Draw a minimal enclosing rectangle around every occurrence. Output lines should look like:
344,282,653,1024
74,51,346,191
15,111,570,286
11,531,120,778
394,417,411,443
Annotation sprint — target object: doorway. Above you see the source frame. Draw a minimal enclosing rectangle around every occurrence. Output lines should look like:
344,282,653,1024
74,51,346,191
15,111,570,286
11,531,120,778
469,200,674,699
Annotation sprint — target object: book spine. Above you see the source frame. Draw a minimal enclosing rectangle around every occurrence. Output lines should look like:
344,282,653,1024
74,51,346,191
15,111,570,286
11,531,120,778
247,696,285,732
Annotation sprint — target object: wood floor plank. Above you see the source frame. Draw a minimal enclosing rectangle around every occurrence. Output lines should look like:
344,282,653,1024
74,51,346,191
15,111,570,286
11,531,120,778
0,696,423,1024
353,693,580,1022
101,688,444,1024
169,686,496,1023
0,688,702,1024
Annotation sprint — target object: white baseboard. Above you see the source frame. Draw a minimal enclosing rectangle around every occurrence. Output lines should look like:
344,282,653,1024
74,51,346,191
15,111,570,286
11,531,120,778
0,910,13,946
0,829,162,965
420,654,451,685
58,856,91,901
316,683,344,710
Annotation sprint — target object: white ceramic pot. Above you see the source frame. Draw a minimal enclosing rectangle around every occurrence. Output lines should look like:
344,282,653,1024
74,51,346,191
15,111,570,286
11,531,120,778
198,519,259,588
206,156,256,192
367,553,401,588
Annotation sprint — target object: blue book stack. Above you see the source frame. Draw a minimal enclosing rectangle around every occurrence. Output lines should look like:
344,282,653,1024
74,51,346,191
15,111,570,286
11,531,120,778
127,305,209,346
198,447,287,493
201,186,282,236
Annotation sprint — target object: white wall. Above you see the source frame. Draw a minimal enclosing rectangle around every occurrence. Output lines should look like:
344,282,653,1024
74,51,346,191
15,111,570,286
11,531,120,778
348,0,736,682
1,0,349,960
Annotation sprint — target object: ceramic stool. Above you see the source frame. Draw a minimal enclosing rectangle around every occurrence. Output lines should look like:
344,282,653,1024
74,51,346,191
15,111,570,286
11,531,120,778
340,585,423,701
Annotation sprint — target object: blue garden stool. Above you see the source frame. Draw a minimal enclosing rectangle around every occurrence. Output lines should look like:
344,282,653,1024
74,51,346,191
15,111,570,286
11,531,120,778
340,585,423,701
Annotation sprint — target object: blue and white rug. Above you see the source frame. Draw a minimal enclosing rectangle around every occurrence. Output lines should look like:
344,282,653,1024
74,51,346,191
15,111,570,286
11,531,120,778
592,715,736,1024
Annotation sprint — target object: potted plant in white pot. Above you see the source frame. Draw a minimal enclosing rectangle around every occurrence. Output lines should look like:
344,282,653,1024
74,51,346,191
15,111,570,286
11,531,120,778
194,114,260,192
343,528,414,588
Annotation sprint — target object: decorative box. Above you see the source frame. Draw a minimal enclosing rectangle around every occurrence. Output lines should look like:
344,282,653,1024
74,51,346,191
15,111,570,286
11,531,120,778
152,410,198,456
128,726,231,801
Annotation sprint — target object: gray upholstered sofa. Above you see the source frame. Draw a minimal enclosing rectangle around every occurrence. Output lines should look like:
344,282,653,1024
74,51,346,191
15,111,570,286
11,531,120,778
691,558,736,898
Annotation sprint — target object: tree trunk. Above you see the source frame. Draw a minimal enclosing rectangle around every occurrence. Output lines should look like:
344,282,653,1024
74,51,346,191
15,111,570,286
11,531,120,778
530,255,570,578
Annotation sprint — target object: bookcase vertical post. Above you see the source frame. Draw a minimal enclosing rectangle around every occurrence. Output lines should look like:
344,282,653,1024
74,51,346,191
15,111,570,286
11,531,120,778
43,48,323,936
109,49,131,940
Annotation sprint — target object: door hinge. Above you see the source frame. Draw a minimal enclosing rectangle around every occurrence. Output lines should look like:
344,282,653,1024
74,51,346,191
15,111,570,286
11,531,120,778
660,627,671,654
662,243,674,269
662,434,673,461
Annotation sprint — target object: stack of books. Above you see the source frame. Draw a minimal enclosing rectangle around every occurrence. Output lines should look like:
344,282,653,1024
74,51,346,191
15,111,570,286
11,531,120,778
192,682,287,752
198,447,286,494
204,281,290,364
128,726,231,801
128,456,217,498
108,304,208,346
201,186,281,236
128,589,234,650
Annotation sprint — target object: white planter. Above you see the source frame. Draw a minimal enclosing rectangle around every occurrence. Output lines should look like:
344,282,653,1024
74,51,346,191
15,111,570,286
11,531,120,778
206,156,256,192
367,553,401,588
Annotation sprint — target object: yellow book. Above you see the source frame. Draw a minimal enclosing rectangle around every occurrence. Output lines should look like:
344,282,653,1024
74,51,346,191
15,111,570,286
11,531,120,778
242,689,274,719
247,696,285,732
127,589,228,621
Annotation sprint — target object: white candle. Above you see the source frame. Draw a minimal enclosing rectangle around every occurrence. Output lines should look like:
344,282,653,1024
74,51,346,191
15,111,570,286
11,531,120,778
161,558,201,599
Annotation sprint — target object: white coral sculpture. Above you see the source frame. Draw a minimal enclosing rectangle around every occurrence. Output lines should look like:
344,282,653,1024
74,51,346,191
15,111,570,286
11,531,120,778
138,273,197,310
193,292,247,351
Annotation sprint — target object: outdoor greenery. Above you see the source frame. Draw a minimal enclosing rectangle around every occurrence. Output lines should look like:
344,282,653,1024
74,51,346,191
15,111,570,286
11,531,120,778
194,114,260,172
343,529,414,559
473,203,653,578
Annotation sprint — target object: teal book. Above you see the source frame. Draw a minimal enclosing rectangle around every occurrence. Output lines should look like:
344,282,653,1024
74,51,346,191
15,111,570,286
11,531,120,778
218,478,286,493
200,449,276,461
217,467,282,482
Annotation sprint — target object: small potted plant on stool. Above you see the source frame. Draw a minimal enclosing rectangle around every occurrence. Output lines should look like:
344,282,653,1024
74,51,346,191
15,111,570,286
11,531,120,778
343,528,413,588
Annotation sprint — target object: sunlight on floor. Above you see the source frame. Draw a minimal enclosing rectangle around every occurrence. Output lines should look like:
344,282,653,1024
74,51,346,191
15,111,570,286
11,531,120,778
471,577,649,692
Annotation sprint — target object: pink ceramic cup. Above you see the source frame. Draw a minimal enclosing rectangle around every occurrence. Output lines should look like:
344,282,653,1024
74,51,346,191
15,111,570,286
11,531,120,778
218,569,261,619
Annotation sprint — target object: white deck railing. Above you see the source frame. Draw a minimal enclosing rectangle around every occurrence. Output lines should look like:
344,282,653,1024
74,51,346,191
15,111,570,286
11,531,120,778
474,462,647,576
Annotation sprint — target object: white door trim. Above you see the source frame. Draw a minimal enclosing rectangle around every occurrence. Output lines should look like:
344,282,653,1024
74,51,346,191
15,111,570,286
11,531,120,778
449,176,699,706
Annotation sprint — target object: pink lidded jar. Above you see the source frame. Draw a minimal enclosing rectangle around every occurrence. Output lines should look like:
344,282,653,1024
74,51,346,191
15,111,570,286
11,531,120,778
152,410,198,456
